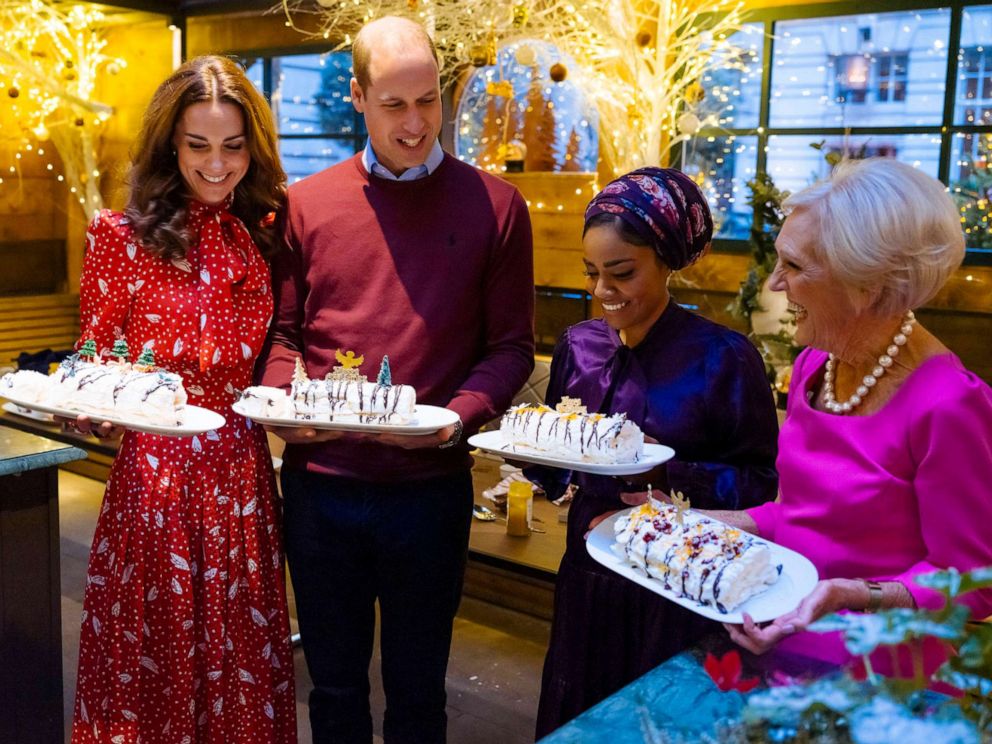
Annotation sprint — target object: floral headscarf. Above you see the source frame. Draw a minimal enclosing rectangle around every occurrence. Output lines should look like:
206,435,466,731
584,167,713,271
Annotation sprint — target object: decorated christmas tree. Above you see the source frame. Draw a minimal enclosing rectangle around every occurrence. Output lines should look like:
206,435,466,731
79,339,97,360
377,356,392,386
955,134,992,249
110,338,129,363
136,347,155,368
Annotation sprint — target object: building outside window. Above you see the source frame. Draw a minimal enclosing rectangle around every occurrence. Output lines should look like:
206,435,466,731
237,4,991,260
685,2,991,260
877,52,910,102
243,52,366,184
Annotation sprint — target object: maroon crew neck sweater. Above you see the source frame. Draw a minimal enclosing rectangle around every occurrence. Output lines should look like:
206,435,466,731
260,153,535,482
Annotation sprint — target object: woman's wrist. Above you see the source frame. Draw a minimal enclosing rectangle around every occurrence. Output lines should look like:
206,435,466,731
830,578,873,612
837,578,916,613
702,509,758,534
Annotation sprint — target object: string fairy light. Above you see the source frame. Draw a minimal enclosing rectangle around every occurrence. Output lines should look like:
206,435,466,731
0,0,126,218
280,0,745,173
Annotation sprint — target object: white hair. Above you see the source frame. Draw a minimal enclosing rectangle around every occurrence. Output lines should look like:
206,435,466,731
783,158,965,316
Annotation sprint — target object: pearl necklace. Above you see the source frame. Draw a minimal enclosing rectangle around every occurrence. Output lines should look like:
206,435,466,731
822,310,916,414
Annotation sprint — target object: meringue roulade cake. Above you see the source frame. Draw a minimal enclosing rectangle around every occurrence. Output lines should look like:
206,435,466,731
237,353,417,425
612,498,781,614
1,347,187,426
499,397,644,464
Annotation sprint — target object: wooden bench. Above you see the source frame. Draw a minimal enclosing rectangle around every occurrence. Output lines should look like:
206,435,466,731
0,293,80,370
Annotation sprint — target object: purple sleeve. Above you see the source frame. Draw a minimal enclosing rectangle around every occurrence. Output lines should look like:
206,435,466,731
893,375,992,614
666,334,779,509
447,189,535,433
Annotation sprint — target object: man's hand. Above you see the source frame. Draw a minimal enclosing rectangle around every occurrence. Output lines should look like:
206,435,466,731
55,414,126,441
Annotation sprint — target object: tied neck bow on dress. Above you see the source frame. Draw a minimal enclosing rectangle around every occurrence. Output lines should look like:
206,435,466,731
185,198,270,372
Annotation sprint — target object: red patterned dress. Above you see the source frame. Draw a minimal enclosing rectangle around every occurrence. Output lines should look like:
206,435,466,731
70,200,296,744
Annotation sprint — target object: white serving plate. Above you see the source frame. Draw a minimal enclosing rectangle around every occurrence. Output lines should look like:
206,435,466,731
467,430,675,476
232,400,459,436
3,401,56,423
0,392,225,438
586,507,819,623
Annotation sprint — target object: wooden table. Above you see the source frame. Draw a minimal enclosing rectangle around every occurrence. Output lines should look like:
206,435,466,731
0,428,86,744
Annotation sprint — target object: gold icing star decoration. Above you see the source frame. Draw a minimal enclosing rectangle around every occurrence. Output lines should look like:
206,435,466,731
555,396,588,415
329,349,367,382
335,349,364,368
671,490,691,528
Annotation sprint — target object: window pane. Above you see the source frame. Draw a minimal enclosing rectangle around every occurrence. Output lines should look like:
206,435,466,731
281,138,358,183
243,58,264,94
273,52,365,137
766,134,941,196
770,10,950,128
697,24,764,130
956,5,992,125
682,135,758,241
950,132,992,252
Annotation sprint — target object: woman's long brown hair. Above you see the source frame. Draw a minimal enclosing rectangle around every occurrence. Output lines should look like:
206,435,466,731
124,56,286,260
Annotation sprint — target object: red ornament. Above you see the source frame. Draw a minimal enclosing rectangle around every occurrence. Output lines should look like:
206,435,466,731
703,650,760,693
259,211,277,228
549,62,567,83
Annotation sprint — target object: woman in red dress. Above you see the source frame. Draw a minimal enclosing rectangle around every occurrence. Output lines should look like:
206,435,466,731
69,56,296,743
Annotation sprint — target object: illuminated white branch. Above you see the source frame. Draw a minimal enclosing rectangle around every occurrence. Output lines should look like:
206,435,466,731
280,0,743,171
0,0,125,218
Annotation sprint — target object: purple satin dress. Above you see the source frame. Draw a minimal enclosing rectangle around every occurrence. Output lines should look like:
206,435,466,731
533,301,779,737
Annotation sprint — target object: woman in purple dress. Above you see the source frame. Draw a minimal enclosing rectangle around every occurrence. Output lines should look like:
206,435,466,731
532,168,779,737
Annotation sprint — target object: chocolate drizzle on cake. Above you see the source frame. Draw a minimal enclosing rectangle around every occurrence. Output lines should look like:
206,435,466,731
613,502,779,614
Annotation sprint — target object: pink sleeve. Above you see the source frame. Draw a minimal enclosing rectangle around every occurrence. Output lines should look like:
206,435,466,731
893,374,992,615
747,501,780,540
745,348,818,540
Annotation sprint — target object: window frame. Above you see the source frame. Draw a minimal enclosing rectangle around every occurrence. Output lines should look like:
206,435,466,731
235,45,367,180
695,0,992,266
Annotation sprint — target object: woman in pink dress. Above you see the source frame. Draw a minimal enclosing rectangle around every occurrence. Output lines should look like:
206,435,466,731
707,158,992,675
68,56,296,743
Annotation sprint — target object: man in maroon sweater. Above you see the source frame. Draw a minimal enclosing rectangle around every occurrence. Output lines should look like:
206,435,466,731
259,16,535,744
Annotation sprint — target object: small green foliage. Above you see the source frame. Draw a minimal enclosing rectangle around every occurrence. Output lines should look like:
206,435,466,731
79,339,97,358
739,565,992,741
110,338,129,361
136,347,155,367
377,356,392,386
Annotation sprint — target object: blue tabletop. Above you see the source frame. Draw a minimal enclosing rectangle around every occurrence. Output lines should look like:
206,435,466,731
0,427,87,477
539,646,746,743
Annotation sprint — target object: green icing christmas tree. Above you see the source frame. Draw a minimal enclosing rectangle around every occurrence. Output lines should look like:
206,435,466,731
79,339,97,359
110,338,129,363
136,347,155,367
377,356,392,386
